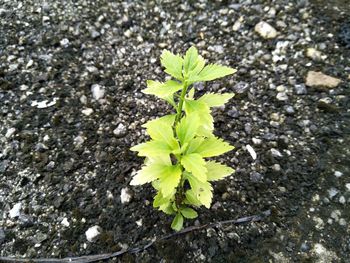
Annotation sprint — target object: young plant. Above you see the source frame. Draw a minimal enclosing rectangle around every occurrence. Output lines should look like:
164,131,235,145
130,46,236,231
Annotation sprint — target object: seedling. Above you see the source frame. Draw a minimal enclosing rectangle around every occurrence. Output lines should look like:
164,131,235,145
130,47,236,231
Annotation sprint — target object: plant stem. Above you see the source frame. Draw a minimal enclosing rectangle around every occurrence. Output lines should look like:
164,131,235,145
175,81,189,124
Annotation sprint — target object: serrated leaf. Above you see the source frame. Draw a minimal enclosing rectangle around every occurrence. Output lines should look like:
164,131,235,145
176,114,200,145
146,155,171,166
130,140,172,157
160,203,176,215
188,55,205,79
161,50,184,81
143,114,176,129
183,46,198,73
153,192,170,208
144,116,179,150
181,153,207,182
143,80,183,99
130,162,167,185
186,137,204,155
184,100,214,134
186,173,213,208
159,165,182,198
171,213,184,231
189,64,236,82
198,93,235,108
193,137,234,158
180,207,198,219
206,161,235,181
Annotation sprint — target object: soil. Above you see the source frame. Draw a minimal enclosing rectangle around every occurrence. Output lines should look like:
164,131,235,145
0,0,349,262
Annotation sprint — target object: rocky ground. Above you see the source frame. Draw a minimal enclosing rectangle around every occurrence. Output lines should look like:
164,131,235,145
0,0,349,262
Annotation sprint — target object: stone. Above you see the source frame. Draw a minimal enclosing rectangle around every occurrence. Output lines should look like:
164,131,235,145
120,187,132,204
294,84,307,95
270,148,283,158
61,218,70,227
5,127,16,138
60,38,69,47
90,30,100,39
339,196,346,204
306,71,341,89
334,171,343,177
113,123,127,138
85,225,102,242
346,183,350,191
250,172,263,182
246,144,257,160
276,92,288,101
254,21,277,39
233,81,249,97
306,48,325,61
82,108,94,116
252,138,262,145
284,105,295,114
328,188,339,199
91,84,105,100
227,106,239,118
9,203,22,218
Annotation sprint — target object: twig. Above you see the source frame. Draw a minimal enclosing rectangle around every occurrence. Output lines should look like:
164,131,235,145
0,210,270,263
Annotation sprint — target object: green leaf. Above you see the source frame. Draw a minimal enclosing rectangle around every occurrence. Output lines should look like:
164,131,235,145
130,162,167,185
181,153,207,182
161,50,184,81
184,100,214,134
198,93,235,108
184,189,202,206
144,116,179,150
192,137,234,158
159,165,182,198
171,213,184,231
143,80,183,99
186,137,204,155
143,114,175,129
189,64,236,82
186,88,195,100
160,203,176,215
176,114,200,145
153,192,170,208
188,55,205,79
186,173,213,208
206,161,235,181
180,207,198,219
183,46,198,74
130,140,172,157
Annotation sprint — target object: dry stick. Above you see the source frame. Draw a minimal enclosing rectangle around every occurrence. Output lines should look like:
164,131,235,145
0,210,271,263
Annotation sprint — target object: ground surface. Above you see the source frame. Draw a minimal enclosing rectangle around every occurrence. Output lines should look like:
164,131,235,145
0,0,349,262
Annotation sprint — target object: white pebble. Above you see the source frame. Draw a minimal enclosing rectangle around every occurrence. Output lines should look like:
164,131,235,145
328,188,339,199
254,21,277,39
9,203,22,218
346,183,350,191
91,84,105,100
120,187,132,204
5,128,16,138
334,171,343,177
246,144,257,160
113,123,127,137
60,38,69,47
82,108,94,116
339,196,346,204
61,218,70,227
85,226,102,242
